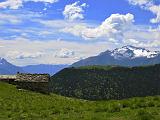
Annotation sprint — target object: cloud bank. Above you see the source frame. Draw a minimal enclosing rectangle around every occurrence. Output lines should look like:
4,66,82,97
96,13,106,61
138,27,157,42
0,38,111,66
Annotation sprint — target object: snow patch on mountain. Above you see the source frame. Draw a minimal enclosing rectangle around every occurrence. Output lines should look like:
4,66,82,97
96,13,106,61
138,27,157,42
111,46,160,59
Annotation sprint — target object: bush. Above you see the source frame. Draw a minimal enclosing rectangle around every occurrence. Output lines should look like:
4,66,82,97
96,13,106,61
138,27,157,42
108,103,121,113
121,101,131,108
130,99,147,109
135,109,154,120
146,101,155,107
153,96,159,101
94,108,108,112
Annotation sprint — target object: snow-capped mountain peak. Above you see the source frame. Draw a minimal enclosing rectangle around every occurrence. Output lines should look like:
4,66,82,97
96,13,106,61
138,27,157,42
111,45,159,59
72,45,160,67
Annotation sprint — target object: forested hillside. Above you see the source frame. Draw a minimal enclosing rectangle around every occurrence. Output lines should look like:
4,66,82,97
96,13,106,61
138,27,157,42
50,64,160,100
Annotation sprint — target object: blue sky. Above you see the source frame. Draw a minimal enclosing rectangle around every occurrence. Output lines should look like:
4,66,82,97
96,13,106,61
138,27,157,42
0,0,160,65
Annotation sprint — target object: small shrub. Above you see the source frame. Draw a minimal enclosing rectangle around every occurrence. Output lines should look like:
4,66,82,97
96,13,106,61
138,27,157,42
108,103,121,113
121,101,130,108
52,109,61,115
135,109,154,120
153,96,159,101
147,101,155,107
94,107,108,112
156,103,160,107
131,100,147,109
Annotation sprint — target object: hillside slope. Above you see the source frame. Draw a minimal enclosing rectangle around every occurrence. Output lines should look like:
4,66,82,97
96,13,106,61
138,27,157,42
50,64,160,100
0,82,160,120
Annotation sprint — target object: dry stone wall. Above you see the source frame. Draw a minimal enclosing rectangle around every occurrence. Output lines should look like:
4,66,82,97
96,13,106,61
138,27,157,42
0,73,50,94
16,73,50,82
15,73,50,94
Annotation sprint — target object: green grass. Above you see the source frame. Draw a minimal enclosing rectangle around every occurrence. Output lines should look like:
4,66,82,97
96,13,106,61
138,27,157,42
0,82,160,120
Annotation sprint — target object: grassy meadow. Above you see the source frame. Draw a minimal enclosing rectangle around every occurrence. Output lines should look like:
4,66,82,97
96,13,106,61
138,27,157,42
0,82,160,120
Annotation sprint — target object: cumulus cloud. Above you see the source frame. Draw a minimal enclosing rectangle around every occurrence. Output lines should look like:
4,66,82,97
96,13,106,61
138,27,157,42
128,0,160,23
63,1,87,21
0,0,58,9
62,13,134,41
55,48,75,58
60,13,160,48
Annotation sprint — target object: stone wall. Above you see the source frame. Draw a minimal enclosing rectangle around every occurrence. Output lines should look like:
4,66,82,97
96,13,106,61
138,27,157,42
0,75,16,83
0,73,50,94
15,73,50,94
16,73,50,82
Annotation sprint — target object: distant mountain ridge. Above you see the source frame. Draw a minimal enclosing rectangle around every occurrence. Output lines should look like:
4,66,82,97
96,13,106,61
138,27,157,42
0,58,68,75
22,64,69,75
72,45,160,67
0,45,160,74
0,57,23,75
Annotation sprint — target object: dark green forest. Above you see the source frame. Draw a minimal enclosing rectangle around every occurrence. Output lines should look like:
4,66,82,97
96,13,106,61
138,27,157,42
50,64,160,100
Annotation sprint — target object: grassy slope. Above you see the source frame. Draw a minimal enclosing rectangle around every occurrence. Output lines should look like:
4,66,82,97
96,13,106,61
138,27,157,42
0,82,160,120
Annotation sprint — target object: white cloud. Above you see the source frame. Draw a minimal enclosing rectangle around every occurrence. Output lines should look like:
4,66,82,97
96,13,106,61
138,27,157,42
62,13,134,41
128,0,151,6
55,48,75,58
59,13,160,48
24,0,58,3
0,0,58,9
0,33,159,66
7,51,44,59
0,0,23,9
124,26,160,47
0,13,22,24
0,38,113,66
63,1,87,21
149,5,160,23
128,0,160,23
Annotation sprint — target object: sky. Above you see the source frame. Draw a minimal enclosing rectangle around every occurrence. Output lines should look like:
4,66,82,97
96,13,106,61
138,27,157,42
0,0,160,66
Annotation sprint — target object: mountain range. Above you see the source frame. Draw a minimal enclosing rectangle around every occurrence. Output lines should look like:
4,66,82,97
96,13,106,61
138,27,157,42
0,58,68,75
0,45,160,75
0,58,23,75
22,64,68,75
72,45,160,67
